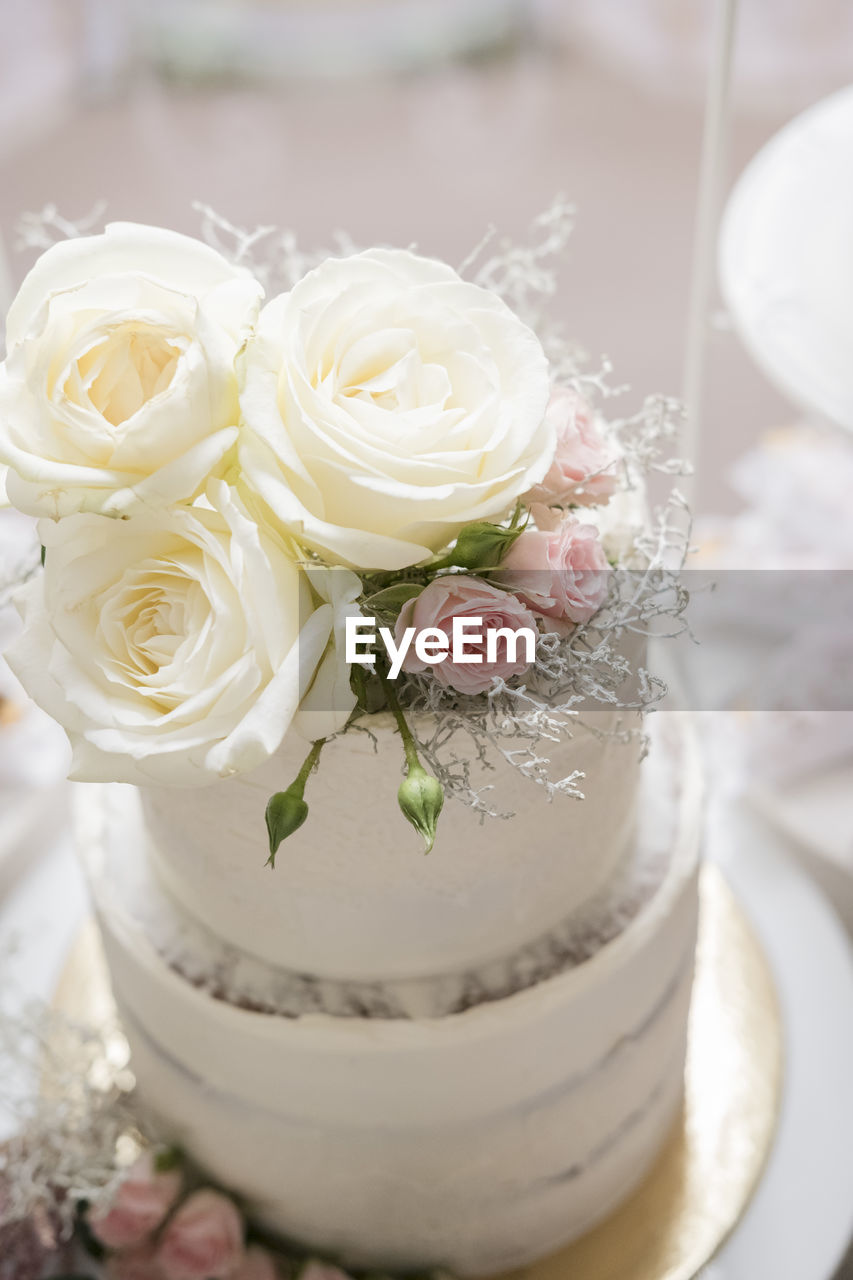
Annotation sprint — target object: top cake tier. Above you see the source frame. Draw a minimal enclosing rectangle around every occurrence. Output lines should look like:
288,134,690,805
141,710,641,983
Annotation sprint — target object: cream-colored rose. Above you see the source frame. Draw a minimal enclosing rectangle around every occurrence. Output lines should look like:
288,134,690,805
5,483,358,786
0,223,263,518
239,249,554,571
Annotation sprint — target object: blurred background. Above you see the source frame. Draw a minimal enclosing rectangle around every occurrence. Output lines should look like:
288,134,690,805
2,0,853,514
2,1,853,1273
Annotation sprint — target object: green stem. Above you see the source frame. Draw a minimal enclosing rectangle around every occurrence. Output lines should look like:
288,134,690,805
295,737,326,790
377,666,420,772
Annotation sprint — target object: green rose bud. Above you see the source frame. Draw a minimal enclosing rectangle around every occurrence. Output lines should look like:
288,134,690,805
398,763,445,854
153,1146,183,1174
264,737,325,867
441,520,525,571
265,789,309,866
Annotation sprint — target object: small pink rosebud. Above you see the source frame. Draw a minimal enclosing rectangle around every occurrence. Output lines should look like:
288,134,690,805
156,1189,244,1280
89,1152,183,1251
499,515,609,627
526,386,618,507
232,1245,281,1280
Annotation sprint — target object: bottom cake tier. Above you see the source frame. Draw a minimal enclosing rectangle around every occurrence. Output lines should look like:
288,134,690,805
81,721,702,1276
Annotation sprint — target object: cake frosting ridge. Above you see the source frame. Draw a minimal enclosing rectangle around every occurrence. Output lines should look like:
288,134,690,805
140,709,643,982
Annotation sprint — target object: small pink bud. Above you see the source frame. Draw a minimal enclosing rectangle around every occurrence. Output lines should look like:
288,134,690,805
89,1152,182,1251
526,386,618,507
156,1189,245,1280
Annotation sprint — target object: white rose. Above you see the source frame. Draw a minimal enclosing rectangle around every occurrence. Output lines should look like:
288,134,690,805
292,562,363,742
0,223,263,518
239,248,554,571
5,482,359,786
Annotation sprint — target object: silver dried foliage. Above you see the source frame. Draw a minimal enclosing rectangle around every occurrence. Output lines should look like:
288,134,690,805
0,969,145,1240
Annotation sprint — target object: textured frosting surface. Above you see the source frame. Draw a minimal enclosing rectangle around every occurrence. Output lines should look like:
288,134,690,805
82,723,674,1019
85,719,701,1274
141,710,642,981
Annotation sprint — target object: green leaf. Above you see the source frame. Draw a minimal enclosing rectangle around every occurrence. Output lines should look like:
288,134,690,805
40,544,46,567
349,664,386,714
363,582,424,614
350,662,367,706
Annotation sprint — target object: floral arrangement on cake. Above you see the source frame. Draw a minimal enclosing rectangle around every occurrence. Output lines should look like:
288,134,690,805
0,203,687,860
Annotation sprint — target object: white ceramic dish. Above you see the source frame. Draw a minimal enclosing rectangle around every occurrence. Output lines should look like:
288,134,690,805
719,86,853,432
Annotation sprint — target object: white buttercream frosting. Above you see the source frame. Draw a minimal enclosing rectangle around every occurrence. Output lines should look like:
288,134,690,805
140,710,643,982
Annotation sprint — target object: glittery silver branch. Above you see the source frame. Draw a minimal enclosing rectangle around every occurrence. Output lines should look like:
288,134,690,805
14,203,108,255
0,984,146,1239
193,202,360,295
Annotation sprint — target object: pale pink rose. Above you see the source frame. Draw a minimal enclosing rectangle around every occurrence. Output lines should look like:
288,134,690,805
88,1153,183,1251
232,1246,280,1280
106,1242,166,1280
498,513,609,627
156,1190,244,1280
395,575,538,695
525,386,617,507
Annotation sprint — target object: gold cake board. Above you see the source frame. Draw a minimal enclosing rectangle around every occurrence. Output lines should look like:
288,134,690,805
55,864,783,1280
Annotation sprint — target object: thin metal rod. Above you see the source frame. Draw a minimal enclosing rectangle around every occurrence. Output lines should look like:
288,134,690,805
682,0,739,509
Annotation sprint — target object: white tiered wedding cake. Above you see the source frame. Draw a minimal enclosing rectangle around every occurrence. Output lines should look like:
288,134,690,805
0,218,699,1275
84,714,699,1274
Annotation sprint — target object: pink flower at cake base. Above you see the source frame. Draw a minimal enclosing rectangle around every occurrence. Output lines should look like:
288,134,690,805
106,1241,166,1280
88,1153,183,1251
394,576,538,695
498,511,610,628
155,1189,244,1280
232,1246,281,1280
0,1217,54,1280
299,1263,353,1280
524,386,618,508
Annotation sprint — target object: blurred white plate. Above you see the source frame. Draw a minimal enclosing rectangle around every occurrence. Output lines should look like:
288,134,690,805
747,764,853,940
707,795,853,1278
719,85,853,431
